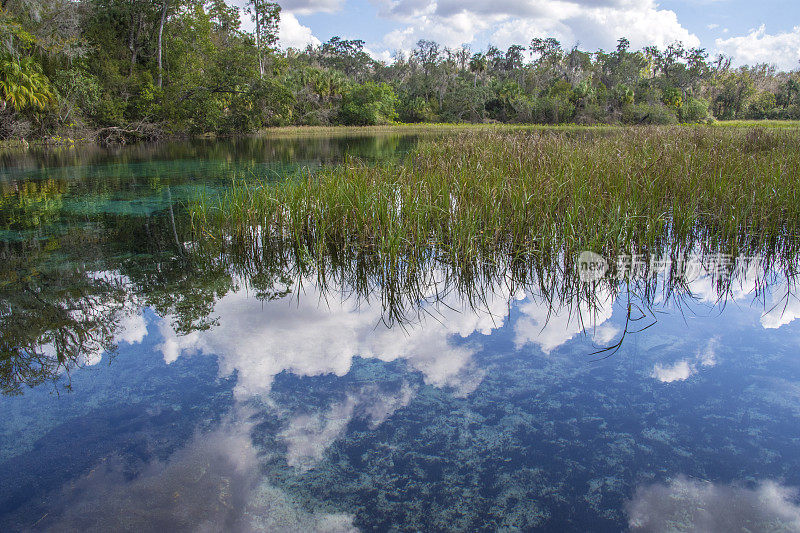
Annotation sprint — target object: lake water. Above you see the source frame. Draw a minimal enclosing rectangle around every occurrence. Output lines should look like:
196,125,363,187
2,134,800,532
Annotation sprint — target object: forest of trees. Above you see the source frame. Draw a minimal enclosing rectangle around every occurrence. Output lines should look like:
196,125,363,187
1,0,799,143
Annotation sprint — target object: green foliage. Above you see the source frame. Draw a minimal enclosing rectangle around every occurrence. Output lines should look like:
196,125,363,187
745,91,778,119
661,86,683,111
509,95,575,124
223,77,295,132
0,54,57,111
52,67,102,115
623,103,678,125
338,82,398,126
680,97,709,123
0,2,797,140
399,96,436,123
612,84,634,108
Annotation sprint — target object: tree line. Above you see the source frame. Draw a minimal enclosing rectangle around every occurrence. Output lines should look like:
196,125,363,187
1,0,799,142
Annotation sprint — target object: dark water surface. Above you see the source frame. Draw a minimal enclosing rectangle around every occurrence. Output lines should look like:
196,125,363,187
1,134,800,532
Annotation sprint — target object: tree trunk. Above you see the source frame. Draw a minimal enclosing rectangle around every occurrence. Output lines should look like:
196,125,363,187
129,8,143,76
128,11,136,76
157,0,168,88
254,0,264,78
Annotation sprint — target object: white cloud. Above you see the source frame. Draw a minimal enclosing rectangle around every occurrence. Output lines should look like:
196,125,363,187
627,476,800,532
225,1,322,47
698,336,719,368
117,310,148,345
279,12,321,49
716,25,800,70
373,0,699,55
383,10,502,51
364,46,394,63
492,1,699,52
684,255,763,304
650,337,720,383
761,281,800,330
158,276,512,398
31,415,358,532
513,287,616,354
280,383,414,470
651,359,696,383
155,276,515,469
278,0,344,15
593,322,621,345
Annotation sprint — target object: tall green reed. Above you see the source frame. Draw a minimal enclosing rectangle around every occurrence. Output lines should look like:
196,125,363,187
194,126,800,269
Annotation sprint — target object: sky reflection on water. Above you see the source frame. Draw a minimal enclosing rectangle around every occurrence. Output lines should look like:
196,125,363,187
2,269,800,531
2,135,800,532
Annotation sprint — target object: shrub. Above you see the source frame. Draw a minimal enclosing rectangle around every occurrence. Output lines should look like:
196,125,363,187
679,97,709,123
338,82,398,125
623,103,677,125
745,92,778,119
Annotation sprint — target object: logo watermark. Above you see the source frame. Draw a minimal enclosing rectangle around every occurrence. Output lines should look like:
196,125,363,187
577,251,609,282
577,252,762,283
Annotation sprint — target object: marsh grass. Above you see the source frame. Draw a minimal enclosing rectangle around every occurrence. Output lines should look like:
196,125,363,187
186,125,800,334
712,120,800,129
256,123,622,137
194,126,800,267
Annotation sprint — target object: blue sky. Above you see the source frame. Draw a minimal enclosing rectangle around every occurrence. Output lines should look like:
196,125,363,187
238,0,800,69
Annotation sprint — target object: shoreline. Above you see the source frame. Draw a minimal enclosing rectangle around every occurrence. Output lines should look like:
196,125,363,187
2,120,798,154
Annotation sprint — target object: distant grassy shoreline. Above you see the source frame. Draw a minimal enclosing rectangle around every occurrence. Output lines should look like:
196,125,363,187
255,123,624,137
257,120,800,137
2,120,799,154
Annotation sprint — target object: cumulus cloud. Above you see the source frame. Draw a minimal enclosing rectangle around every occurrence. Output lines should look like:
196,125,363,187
761,281,800,330
651,359,696,383
683,254,764,305
278,0,344,15
28,416,357,532
373,0,699,54
279,12,322,49
117,310,148,345
627,476,800,532
716,25,800,70
155,277,516,476
224,1,322,47
650,336,719,383
491,1,699,52
593,322,621,345
158,276,512,398
383,10,502,51
513,287,616,354
280,383,414,470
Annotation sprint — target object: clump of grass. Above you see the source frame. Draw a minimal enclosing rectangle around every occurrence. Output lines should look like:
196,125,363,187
192,126,800,270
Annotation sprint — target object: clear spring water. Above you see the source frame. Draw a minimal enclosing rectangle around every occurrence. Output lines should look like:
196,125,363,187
1,134,800,532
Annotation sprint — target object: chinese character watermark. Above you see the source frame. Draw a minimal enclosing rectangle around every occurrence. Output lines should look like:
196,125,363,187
577,252,762,283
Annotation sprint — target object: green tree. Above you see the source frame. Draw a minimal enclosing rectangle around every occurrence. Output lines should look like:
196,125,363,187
338,82,398,125
0,54,56,111
246,0,280,78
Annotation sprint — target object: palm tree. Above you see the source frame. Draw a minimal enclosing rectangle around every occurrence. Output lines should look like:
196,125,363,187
0,55,57,112
469,53,487,88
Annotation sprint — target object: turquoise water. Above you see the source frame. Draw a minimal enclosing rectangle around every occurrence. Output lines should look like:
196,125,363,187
1,135,800,532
